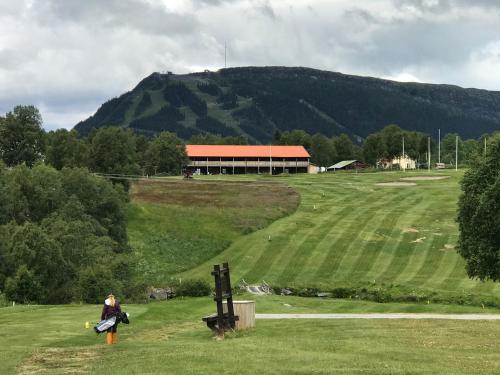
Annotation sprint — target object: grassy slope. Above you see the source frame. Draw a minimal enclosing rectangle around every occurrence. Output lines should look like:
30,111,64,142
1,297,499,375
128,178,299,284
181,171,500,302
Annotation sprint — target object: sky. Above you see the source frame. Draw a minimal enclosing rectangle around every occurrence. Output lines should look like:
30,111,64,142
1,0,500,130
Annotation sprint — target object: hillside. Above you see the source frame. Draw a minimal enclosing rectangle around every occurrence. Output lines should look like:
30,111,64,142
128,172,500,305
74,67,500,142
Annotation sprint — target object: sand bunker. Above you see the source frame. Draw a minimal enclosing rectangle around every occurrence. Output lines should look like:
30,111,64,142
376,182,416,187
400,176,450,181
402,228,419,233
411,237,427,243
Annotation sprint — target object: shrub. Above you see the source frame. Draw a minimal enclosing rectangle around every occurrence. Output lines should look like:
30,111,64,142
175,279,211,297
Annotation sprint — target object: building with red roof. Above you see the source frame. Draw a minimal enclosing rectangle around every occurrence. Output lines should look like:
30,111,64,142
186,145,310,174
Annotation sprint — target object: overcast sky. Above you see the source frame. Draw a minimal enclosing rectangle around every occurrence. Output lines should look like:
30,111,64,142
1,0,500,130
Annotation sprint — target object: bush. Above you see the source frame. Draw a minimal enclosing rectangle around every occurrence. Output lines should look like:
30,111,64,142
0,292,9,307
175,279,211,297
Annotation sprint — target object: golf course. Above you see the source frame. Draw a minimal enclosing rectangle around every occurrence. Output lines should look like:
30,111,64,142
1,170,500,374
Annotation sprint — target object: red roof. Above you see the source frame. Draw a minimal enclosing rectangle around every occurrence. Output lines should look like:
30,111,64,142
186,145,310,158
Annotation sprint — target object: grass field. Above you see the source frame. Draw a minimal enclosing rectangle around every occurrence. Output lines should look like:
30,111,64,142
1,296,499,375
128,179,298,284
172,171,500,304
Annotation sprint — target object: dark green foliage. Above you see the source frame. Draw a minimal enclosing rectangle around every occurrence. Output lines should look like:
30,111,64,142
360,124,432,165
310,133,335,167
188,133,248,145
89,127,140,175
74,67,500,142
144,132,188,175
175,279,211,297
217,91,238,109
363,133,385,165
134,92,153,117
0,105,45,167
196,116,238,137
75,93,133,136
234,105,274,142
45,129,89,170
0,164,135,303
256,95,335,136
130,105,184,130
457,135,500,281
278,130,312,150
163,83,207,116
197,82,221,96
333,134,356,161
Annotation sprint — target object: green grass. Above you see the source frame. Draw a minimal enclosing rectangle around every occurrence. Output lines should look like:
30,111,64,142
175,171,500,304
1,296,499,374
128,179,299,284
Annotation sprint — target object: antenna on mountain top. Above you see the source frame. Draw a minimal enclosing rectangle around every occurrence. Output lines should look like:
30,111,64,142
224,42,227,68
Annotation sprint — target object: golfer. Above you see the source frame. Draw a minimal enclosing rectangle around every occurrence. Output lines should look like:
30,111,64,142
101,293,122,345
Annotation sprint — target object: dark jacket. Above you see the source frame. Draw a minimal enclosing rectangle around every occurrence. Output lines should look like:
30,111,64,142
101,301,122,320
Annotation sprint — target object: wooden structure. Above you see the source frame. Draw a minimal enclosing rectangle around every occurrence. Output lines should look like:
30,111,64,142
186,145,310,175
223,300,255,330
202,263,238,336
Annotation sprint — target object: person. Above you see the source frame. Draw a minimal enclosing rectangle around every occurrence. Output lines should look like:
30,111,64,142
101,293,122,345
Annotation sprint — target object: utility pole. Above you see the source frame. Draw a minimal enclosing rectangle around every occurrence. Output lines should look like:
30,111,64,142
224,42,227,68
402,136,405,171
269,144,272,175
455,135,458,171
438,129,441,164
484,137,487,156
428,136,431,172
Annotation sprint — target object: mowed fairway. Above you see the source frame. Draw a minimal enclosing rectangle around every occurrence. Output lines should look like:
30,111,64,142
181,171,500,301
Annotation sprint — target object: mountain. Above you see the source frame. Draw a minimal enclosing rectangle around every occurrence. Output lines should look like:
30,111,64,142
74,66,500,142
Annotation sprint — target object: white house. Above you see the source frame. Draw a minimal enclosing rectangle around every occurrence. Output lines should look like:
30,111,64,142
378,154,416,170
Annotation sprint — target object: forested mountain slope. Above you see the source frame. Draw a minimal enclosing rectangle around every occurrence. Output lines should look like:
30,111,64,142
74,67,500,142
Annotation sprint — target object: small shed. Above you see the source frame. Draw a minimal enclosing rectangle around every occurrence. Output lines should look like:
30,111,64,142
327,160,367,171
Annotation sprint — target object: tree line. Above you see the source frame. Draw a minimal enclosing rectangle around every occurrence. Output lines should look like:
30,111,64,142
1,106,495,178
273,125,495,169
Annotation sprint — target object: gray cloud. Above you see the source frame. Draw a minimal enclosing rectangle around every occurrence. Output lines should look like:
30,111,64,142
1,0,499,130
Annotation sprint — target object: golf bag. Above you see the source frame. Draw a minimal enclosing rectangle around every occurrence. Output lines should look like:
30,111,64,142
94,312,130,334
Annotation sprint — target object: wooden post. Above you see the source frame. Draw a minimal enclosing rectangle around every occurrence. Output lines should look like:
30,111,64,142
222,262,236,329
223,301,255,330
211,265,224,336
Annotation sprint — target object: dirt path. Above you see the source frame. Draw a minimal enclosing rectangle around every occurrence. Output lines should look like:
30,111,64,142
256,313,500,320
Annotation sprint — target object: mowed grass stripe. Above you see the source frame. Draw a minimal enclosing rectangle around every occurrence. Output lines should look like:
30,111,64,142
393,232,450,286
311,192,403,284
372,200,435,284
326,192,414,284
365,197,432,283
341,194,425,283
241,196,354,282
266,192,372,283
272,197,380,285
403,234,447,287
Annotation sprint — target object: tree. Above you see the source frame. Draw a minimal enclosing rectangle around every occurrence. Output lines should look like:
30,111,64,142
0,105,45,167
457,137,500,281
333,134,355,162
363,133,385,166
0,164,135,303
279,130,312,150
380,124,403,158
89,127,139,175
441,133,464,165
310,133,335,168
45,129,89,170
144,132,188,175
